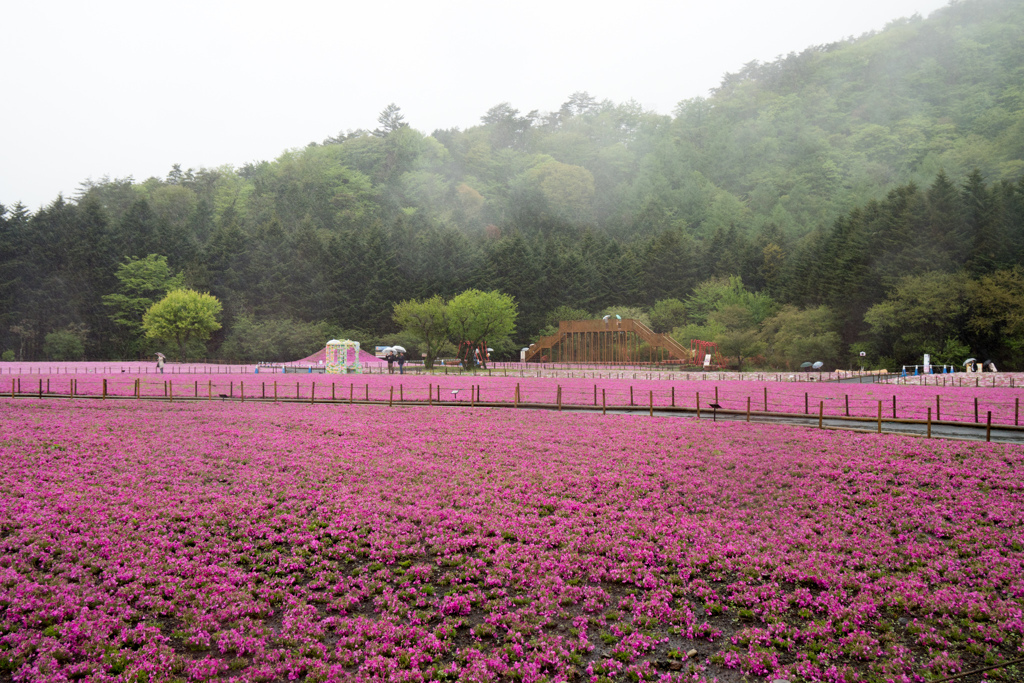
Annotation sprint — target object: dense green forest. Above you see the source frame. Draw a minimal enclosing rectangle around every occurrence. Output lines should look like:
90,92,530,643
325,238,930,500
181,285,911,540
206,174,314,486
2,0,1023,368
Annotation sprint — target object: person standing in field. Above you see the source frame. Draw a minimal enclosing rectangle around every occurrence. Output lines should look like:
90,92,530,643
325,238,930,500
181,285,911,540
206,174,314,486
156,353,165,374
386,351,396,374
397,351,406,374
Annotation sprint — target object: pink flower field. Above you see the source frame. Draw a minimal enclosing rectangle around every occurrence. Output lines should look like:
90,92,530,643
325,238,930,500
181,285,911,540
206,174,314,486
1,398,1023,683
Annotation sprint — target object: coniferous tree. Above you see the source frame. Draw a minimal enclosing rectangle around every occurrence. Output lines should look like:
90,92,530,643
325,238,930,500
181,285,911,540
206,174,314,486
642,227,699,304
962,169,999,276
925,170,966,268
485,231,543,337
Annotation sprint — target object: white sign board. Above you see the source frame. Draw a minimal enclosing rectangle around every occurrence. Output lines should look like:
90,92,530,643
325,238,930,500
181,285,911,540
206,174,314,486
703,353,712,367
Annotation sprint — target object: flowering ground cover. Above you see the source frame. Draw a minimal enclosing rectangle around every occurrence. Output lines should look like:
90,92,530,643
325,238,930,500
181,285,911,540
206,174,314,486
0,363,254,376
888,374,1022,389
5,371,1023,427
1,398,1023,683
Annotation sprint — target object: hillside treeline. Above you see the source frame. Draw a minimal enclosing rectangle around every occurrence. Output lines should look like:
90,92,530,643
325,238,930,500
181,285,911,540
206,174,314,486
2,170,1021,368
1,0,1022,368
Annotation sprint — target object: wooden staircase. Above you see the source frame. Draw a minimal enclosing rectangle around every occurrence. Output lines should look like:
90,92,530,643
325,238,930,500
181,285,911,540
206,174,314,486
631,319,691,361
523,331,567,362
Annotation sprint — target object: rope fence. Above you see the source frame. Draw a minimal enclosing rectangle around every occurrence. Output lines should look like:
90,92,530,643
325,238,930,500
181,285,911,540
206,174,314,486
6,374,1022,434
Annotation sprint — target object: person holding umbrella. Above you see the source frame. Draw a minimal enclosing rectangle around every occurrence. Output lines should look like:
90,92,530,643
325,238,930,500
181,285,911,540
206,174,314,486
155,352,165,374
394,346,407,374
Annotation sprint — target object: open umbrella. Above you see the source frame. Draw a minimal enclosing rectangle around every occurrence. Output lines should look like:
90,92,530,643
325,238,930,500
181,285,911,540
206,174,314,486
963,358,976,366
615,314,622,320
392,346,406,353
799,361,813,369
812,361,824,370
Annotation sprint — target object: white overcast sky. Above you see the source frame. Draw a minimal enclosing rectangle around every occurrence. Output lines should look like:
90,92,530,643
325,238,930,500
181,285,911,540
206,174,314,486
2,0,950,212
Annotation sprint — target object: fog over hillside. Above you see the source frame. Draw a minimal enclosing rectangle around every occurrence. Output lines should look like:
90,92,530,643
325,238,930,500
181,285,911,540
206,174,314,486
2,0,948,210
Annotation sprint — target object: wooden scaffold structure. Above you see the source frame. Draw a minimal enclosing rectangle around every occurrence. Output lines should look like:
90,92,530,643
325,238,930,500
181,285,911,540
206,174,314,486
523,319,698,365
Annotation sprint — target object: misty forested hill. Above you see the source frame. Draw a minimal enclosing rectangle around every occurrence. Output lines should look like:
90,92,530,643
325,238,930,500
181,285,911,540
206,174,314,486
2,0,1023,367
673,0,1024,232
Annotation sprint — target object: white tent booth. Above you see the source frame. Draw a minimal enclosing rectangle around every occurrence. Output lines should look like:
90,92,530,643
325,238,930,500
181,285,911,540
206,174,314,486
325,339,362,374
